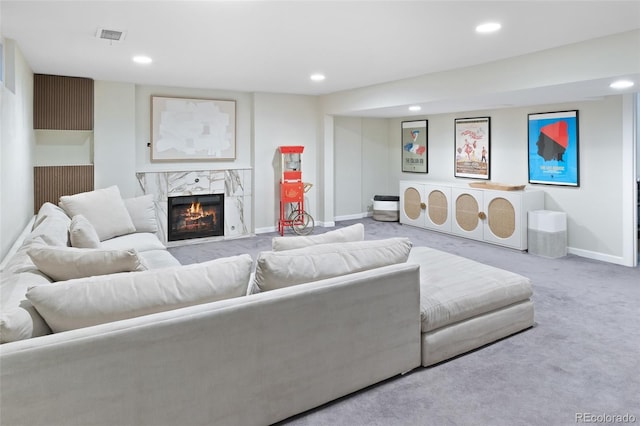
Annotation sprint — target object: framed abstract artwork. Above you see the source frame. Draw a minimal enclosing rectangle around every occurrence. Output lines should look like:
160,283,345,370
528,110,579,186
401,120,428,173
454,117,490,180
151,96,236,161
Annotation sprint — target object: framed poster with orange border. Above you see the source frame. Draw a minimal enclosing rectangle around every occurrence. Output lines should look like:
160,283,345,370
454,117,490,180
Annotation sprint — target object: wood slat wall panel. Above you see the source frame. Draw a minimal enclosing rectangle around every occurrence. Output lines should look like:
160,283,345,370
34,165,94,213
34,74,94,130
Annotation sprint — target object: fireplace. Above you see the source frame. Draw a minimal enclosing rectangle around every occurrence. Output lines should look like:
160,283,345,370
168,194,224,242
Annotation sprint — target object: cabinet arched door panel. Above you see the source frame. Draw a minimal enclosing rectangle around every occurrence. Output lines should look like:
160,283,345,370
451,188,484,240
424,185,451,232
483,191,523,247
399,181,425,227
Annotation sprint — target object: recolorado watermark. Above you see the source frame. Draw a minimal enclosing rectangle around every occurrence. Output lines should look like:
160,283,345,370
576,413,637,423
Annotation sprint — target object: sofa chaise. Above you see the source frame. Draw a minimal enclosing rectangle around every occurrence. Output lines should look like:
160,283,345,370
0,186,534,426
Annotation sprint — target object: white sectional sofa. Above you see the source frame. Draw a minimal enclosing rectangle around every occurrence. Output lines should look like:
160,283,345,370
0,186,534,426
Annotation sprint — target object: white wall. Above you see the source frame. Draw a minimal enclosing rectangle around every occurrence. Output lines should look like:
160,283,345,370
637,93,640,181
383,97,630,264
1,34,636,265
134,86,253,173
0,40,34,260
91,85,323,235
253,93,320,232
321,30,640,117
334,117,362,218
92,83,254,201
334,117,390,219
94,81,136,196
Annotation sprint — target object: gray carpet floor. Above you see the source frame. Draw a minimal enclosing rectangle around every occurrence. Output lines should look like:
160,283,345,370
169,218,640,426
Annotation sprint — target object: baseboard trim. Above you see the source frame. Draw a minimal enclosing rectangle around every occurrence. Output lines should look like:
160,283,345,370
316,221,336,228
334,212,371,221
255,226,277,234
567,247,630,267
255,220,343,235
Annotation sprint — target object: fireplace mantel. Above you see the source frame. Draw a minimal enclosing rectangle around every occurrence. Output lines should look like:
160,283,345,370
136,169,252,245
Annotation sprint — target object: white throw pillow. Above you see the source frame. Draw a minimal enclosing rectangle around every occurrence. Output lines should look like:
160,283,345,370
26,254,253,333
124,194,158,233
254,237,412,292
271,223,365,251
27,246,146,282
59,186,135,241
69,214,101,248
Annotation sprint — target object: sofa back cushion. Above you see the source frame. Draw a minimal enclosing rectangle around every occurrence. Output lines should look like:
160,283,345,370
0,264,53,344
26,254,253,333
59,186,135,241
28,246,146,282
253,237,412,293
26,202,71,247
271,223,365,251
123,194,158,233
1,235,55,344
1,205,69,343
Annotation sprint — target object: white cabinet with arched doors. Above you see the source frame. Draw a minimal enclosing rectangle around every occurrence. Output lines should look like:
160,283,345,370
401,181,544,250
399,181,453,232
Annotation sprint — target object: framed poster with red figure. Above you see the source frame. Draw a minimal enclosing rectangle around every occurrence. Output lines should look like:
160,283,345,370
402,120,428,173
454,117,490,179
528,110,579,186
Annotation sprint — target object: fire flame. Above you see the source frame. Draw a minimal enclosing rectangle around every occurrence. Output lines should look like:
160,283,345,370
188,202,204,217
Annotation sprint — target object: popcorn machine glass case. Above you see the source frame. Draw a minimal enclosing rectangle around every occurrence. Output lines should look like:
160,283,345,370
278,146,314,235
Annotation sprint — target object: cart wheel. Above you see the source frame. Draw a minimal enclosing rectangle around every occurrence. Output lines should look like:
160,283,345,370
288,210,315,235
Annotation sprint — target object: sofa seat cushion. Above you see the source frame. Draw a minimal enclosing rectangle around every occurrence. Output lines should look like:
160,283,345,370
100,232,166,252
138,250,182,270
26,254,253,333
254,237,412,292
407,247,533,333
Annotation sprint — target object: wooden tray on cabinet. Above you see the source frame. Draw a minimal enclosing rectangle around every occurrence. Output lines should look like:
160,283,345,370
468,182,526,191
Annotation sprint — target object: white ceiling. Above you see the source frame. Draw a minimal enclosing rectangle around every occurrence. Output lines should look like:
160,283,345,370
2,0,640,116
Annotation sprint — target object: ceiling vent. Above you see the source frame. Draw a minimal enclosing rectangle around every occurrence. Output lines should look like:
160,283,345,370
96,28,126,42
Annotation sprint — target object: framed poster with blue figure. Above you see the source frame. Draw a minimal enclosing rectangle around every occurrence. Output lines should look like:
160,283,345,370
528,110,579,186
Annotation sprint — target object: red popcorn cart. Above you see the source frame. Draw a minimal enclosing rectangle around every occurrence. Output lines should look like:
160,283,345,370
278,146,314,236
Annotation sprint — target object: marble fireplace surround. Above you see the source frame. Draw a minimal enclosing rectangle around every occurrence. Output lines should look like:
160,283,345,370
136,169,252,246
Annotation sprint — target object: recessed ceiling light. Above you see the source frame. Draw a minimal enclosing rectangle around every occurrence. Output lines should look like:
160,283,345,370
310,73,325,82
609,80,634,89
133,55,152,65
476,22,501,33
408,105,421,111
